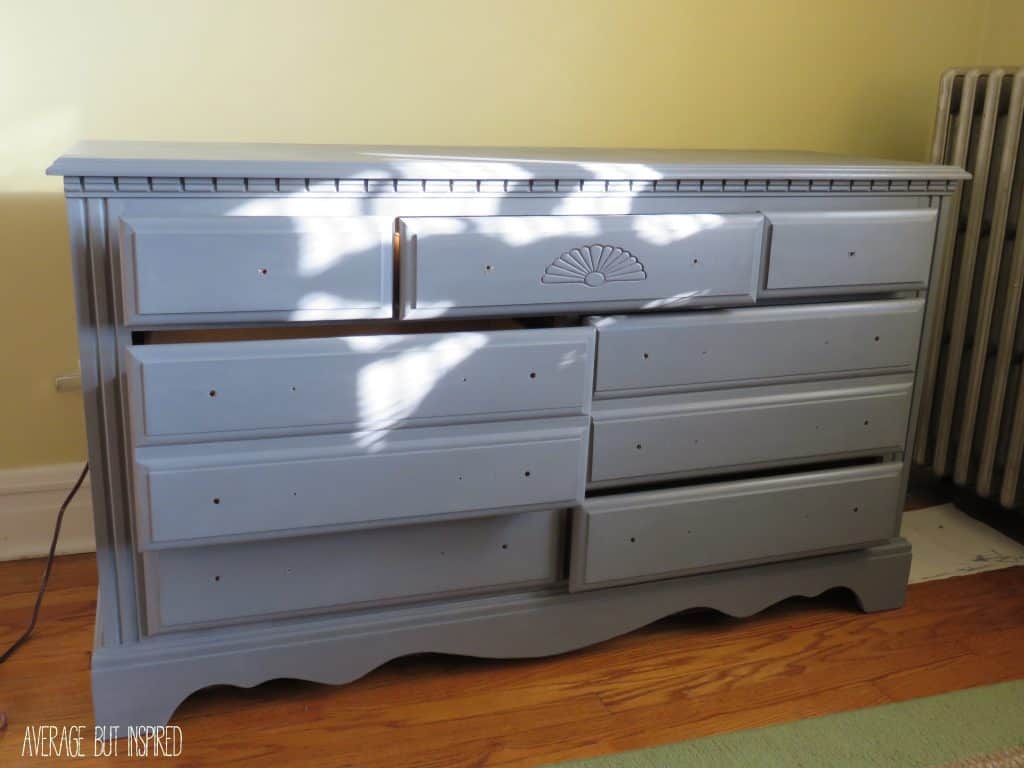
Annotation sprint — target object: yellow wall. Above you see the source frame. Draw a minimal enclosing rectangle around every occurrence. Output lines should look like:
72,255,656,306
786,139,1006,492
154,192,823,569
0,0,1017,468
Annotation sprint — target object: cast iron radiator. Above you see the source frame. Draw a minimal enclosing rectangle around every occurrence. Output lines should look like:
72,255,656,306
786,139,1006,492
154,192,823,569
915,66,1024,508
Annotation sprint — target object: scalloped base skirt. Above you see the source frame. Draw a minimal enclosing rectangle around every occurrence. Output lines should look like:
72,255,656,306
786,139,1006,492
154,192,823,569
92,538,912,731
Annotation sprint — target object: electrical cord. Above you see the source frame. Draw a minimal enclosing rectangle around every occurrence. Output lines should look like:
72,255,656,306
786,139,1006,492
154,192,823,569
0,462,89,665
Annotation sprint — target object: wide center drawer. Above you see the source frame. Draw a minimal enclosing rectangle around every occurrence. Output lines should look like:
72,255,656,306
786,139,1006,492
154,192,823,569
398,213,765,318
119,216,394,325
124,327,595,443
145,508,566,632
132,418,589,548
570,463,902,590
589,376,913,487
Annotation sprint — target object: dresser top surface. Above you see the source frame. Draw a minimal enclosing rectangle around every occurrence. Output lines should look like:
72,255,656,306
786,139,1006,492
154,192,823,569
48,141,968,181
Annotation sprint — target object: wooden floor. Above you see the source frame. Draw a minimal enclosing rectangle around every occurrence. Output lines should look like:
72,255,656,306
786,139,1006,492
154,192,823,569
2,555,1023,767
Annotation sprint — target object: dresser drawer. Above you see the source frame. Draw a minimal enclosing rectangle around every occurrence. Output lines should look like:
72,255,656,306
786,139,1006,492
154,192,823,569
398,214,765,318
125,327,595,443
570,463,902,590
119,216,393,324
589,376,913,487
763,209,936,294
132,418,589,548
591,299,924,397
145,508,565,632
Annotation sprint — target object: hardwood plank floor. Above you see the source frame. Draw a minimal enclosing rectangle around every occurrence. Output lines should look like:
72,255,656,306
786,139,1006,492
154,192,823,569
1,554,1023,767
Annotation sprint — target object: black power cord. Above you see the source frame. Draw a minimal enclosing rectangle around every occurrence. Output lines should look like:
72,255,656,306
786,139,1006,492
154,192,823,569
0,462,89,665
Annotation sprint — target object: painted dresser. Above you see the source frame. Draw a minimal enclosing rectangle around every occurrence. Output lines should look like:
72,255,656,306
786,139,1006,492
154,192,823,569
47,143,966,729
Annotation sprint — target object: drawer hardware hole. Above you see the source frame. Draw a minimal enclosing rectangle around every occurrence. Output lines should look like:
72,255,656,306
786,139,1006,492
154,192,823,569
692,258,699,265
501,544,508,550
635,443,643,450
485,264,493,273
848,251,856,258
258,267,269,276
853,506,860,512
290,386,297,392
529,371,537,379
863,420,870,426
524,470,531,477
629,537,636,543
208,389,217,398
642,352,649,360
874,336,880,342
212,497,221,505
213,575,221,582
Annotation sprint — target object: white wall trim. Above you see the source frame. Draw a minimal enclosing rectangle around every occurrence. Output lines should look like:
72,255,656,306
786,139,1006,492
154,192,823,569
0,462,95,561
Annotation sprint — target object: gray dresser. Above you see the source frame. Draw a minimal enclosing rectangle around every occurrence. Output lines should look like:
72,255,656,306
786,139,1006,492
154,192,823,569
47,143,966,729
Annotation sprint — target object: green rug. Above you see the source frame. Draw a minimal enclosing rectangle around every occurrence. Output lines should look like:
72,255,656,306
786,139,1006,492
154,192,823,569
552,680,1024,768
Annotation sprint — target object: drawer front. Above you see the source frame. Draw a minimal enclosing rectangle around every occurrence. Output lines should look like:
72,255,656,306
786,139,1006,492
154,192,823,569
570,463,902,590
146,508,565,631
589,377,913,486
133,418,589,547
763,209,936,293
119,216,393,324
591,299,924,397
125,327,595,442
399,214,764,317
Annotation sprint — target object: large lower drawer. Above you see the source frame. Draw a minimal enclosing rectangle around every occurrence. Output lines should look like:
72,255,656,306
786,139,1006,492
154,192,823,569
398,213,765,317
119,216,393,324
570,463,902,590
125,327,595,443
763,209,936,295
145,508,566,632
590,299,925,397
132,417,589,548
589,376,913,487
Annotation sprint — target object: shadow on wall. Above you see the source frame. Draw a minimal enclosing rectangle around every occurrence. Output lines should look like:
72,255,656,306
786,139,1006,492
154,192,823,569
0,193,86,468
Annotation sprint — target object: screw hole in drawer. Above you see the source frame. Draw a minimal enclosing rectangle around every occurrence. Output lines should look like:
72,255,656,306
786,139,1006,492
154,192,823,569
524,470,531,477
501,544,508,550
212,497,220,505
642,352,649,360
213,575,220,582
258,267,269,276
208,389,217,398
635,443,643,450
529,371,537,379
874,336,880,342
629,537,636,543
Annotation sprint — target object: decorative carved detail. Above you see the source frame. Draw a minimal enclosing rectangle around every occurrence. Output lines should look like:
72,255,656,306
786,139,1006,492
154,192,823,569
542,244,646,286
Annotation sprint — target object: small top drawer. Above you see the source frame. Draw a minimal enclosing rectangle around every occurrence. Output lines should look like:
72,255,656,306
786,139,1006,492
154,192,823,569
398,213,765,318
119,216,393,324
763,209,936,294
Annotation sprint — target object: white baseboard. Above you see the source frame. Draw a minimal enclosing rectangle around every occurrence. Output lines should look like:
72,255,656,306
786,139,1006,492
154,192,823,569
0,462,95,561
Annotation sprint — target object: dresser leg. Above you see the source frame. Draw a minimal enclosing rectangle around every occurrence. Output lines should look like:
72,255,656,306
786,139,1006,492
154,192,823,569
849,537,913,613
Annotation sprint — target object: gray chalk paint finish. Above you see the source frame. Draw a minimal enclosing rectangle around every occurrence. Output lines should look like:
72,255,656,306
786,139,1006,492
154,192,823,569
46,142,965,731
